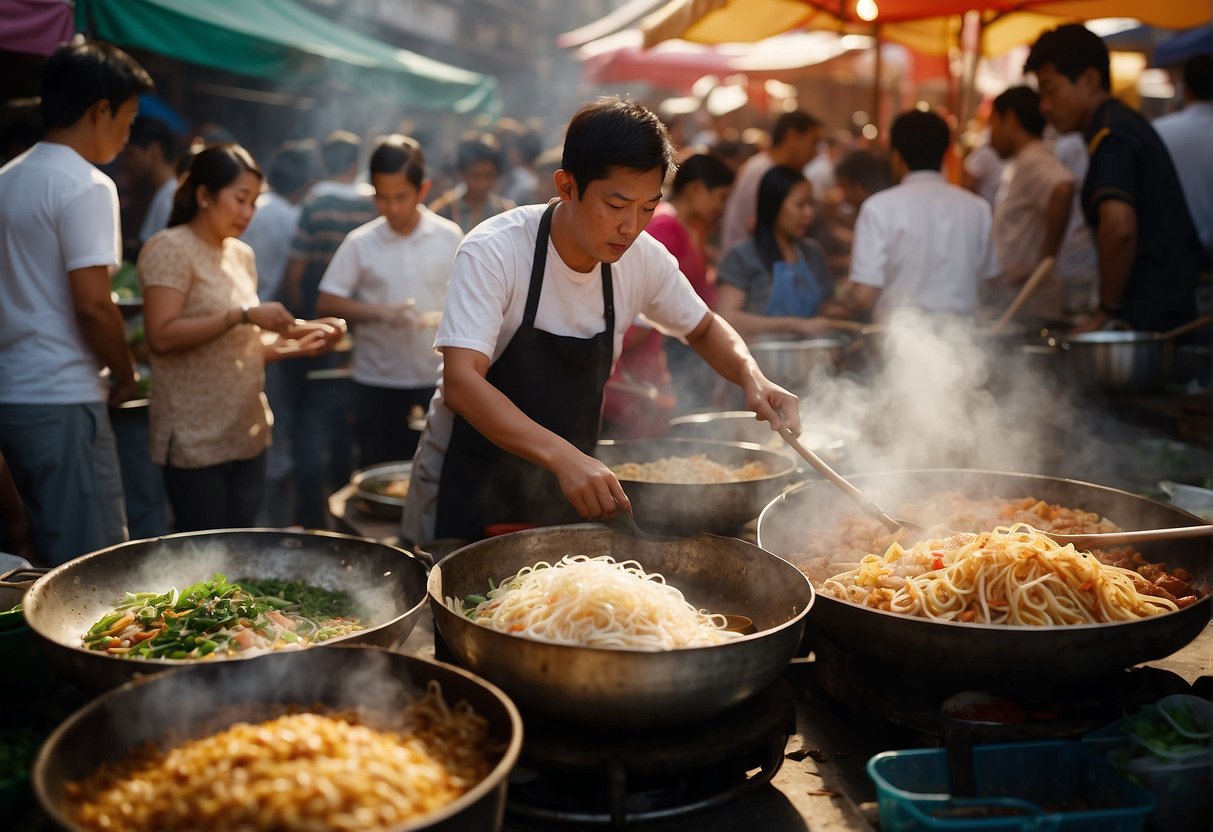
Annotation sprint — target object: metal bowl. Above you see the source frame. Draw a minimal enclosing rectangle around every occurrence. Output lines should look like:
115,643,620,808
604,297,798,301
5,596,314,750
351,461,413,519
748,336,846,391
19,529,429,692
595,437,798,535
756,470,1211,689
429,524,813,726
667,411,858,465
34,646,523,832
1061,331,1173,394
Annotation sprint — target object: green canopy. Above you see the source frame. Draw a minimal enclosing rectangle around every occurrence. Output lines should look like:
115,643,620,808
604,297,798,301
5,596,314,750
76,0,502,115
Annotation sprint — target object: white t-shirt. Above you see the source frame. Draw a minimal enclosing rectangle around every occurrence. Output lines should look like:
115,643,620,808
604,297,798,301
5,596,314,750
138,176,176,243
242,190,302,301
963,142,1004,206
317,209,463,388
0,142,121,404
850,171,999,323
1154,101,1213,255
401,203,709,543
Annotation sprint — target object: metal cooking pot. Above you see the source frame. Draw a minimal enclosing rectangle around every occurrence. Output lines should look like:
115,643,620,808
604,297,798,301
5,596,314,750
13,529,429,692
666,411,859,466
34,646,523,832
1061,331,1173,393
350,461,413,519
429,524,813,725
595,437,798,535
748,336,846,391
756,470,1210,689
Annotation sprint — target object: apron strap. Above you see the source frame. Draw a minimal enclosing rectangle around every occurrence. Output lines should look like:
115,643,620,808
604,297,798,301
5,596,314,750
523,203,557,327
524,202,617,335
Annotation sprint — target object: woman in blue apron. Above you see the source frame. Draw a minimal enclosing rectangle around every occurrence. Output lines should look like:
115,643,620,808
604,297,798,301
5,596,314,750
716,165,839,340
401,99,802,546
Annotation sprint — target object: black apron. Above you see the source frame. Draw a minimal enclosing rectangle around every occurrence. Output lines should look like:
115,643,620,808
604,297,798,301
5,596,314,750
434,203,615,540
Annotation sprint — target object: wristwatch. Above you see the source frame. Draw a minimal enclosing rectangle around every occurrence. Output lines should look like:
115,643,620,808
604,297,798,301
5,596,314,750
241,304,252,324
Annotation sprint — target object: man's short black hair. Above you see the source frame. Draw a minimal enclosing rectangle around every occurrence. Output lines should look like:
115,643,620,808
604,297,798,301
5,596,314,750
320,130,361,177
992,86,1046,138
771,110,822,145
40,41,153,129
834,149,894,195
561,97,677,199
267,140,315,197
889,110,950,172
128,116,175,161
1024,24,1111,91
1183,54,1211,102
669,153,735,197
455,133,502,173
370,134,426,188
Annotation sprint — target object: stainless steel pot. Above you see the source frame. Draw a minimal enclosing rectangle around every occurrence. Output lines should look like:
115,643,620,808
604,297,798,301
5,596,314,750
1061,331,1173,393
595,437,798,535
666,411,859,465
15,529,429,692
34,646,523,832
351,460,413,519
748,336,846,391
756,470,1210,689
429,524,813,725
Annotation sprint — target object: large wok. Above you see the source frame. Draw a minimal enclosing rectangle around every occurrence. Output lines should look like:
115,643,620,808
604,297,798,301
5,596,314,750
17,529,429,692
756,470,1211,688
34,646,523,832
429,524,813,725
667,410,859,466
595,437,798,535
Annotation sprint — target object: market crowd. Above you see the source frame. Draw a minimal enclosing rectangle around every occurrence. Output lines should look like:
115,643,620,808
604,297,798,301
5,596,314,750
0,25,1208,564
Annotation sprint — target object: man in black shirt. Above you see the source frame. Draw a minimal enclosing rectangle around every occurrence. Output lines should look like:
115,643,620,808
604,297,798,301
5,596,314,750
1025,24,1201,333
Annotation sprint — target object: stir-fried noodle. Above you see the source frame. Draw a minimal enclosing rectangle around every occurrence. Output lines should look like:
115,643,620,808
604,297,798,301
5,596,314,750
450,554,741,649
822,523,1180,625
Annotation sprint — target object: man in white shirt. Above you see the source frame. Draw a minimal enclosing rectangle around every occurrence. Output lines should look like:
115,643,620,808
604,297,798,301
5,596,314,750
1153,55,1213,260
719,110,821,254
401,98,800,544
0,41,152,564
123,116,177,245
317,135,463,467
839,109,999,323
1050,130,1099,314
987,86,1075,323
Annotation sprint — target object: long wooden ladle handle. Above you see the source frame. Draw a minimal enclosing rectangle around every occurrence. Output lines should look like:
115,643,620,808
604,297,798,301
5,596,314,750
777,427,908,534
992,256,1056,334
1044,524,1213,548
1158,314,1213,342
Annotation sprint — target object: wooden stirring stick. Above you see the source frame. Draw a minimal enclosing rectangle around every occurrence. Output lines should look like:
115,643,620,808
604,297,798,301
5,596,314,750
992,256,1056,334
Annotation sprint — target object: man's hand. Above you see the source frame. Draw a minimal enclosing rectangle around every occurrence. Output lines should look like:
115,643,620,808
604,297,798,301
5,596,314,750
550,447,632,520
108,372,142,407
743,374,801,436
380,300,418,327
1068,308,1113,336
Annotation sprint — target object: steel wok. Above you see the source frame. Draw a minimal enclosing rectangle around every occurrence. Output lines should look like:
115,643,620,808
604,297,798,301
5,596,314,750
34,646,523,832
429,524,813,725
595,437,799,536
18,529,429,692
756,470,1211,688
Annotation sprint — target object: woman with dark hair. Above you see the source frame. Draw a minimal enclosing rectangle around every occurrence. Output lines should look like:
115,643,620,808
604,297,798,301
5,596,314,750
716,165,833,340
401,98,800,544
138,143,344,531
316,135,463,466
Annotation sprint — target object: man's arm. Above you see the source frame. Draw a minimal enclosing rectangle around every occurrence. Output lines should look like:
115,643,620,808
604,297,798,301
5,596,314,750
684,311,800,434
1088,199,1137,327
1040,180,1075,262
68,265,138,405
836,282,881,316
441,347,631,518
316,291,416,325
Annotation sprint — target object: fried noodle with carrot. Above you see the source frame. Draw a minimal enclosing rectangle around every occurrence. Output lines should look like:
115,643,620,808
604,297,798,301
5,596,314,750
821,523,1180,625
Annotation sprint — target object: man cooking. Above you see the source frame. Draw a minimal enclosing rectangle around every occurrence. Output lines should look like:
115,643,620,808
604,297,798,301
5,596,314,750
402,98,800,544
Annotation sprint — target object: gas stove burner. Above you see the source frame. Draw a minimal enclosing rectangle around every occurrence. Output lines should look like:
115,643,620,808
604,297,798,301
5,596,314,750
506,679,796,827
809,628,1196,741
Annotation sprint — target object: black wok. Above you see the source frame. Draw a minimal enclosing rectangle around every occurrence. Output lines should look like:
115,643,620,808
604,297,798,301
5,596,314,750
17,529,429,692
756,470,1211,688
34,646,523,832
430,524,813,725
595,437,799,535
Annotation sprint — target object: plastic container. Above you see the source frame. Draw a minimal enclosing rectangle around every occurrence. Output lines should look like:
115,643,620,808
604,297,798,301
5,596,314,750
868,740,1155,831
